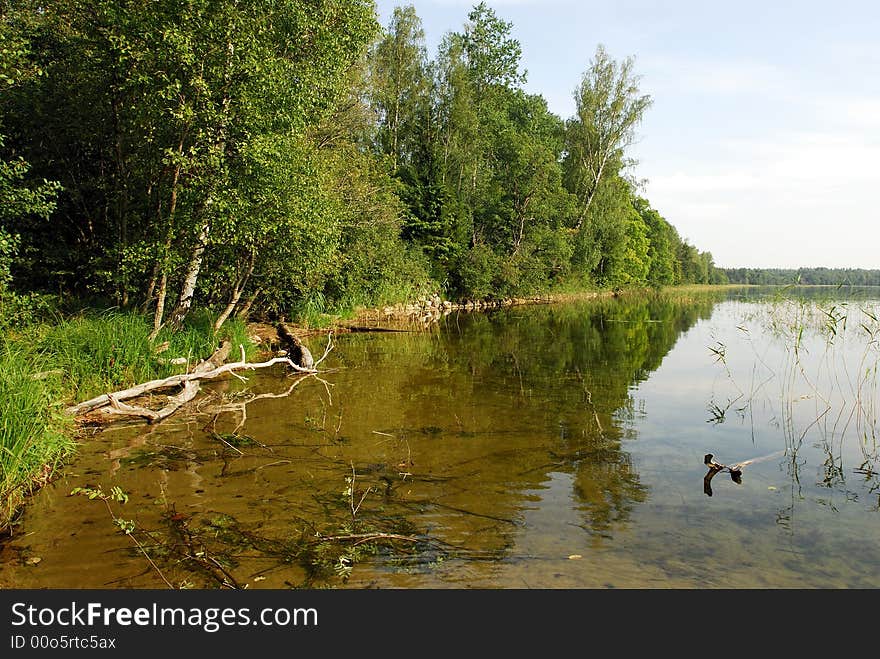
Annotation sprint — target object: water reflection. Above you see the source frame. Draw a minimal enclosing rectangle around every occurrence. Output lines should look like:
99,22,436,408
345,295,718,542
3,288,879,588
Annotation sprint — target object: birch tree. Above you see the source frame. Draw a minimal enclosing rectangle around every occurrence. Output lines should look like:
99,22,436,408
564,45,652,230
369,5,429,171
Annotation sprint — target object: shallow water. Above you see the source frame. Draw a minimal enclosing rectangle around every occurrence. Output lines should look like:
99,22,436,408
2,287,878,588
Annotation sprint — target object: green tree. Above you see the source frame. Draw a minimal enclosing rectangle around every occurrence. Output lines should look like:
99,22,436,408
564,45,652,231
577,174,648,287
478,88,575,294
0,8,60,296
676,239,706,284
10,0,378,327
460,1,526,98
432,31,479,250
633,197,676,288
368,5,459,277
368,4,430,171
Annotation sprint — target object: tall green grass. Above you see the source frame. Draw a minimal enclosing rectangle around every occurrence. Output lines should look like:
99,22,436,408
0,342,74,527
39,311,163,402
33,309,256,402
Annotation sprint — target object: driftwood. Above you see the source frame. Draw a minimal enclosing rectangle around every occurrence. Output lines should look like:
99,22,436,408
276,322,314,368
66,334,333,423
102,341,232,423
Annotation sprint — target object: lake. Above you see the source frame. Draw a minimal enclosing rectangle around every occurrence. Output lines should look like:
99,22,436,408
1,286,878,588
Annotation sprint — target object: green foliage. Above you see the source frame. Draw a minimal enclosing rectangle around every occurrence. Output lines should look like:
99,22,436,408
616,206,650,286
0,290,59,331
0,340,74,529
70,485,129,505
70,485,135,535
451,243,500,299
3,0,380,319
0,227,20,294
0,18,61,245
633,197,677,288
30,307,237,403
461,1,526,95
524,225,576,286
155,308,255,364
0,135,60,229
216,317,254,357
2,0,727,321
39,311,161,401
208,133,344,318
564,44,652,227
315,143,434,310
368,5,431,169
578,174,638,286
677,239,708,284
0,19,61,297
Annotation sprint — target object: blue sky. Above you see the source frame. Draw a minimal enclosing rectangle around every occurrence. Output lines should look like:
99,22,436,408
373,0,880,270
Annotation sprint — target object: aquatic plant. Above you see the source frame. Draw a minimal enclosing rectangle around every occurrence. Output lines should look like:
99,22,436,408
708,289,879,492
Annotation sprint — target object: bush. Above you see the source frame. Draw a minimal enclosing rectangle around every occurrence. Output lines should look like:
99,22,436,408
450,243,501,300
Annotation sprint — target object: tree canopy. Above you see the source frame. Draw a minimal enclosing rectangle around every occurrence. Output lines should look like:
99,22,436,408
2,1,735,327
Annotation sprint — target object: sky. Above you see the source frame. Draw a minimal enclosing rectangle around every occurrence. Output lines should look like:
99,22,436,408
373,0,880,270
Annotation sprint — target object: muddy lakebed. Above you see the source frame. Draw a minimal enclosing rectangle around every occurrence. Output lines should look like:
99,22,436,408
2,287,878,589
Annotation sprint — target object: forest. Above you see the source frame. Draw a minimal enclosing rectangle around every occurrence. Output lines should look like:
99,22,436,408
1,0,730,332
724,267,880,286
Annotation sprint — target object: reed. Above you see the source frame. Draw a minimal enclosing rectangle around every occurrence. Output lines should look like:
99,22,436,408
0,341,74,528
711,289,879,478
39,310,161,402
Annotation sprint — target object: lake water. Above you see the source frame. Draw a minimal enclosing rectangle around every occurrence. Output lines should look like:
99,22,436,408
2,287,878,589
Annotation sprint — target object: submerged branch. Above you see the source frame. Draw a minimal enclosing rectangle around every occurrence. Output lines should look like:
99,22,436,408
318,532,424,546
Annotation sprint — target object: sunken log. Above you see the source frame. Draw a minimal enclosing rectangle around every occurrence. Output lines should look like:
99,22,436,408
276,322,314,369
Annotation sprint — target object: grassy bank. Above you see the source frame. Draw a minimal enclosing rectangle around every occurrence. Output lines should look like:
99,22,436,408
0,343,74,531
0,308,254,533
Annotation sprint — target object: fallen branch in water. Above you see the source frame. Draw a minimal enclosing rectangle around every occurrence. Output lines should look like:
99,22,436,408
703,450,785,496
66,333,334,424
69,486,175,589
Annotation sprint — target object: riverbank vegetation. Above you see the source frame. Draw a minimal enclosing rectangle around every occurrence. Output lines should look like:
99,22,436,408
724,267,880,286
2,1,727,330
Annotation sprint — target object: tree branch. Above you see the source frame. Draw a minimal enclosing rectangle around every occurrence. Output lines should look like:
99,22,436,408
66,334,332,421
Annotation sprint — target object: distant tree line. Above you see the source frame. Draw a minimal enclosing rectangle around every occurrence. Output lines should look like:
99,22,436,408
2,1,726,328
724,268,880,286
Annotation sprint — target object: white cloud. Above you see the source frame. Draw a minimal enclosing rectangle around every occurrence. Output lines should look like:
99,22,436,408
723,131,880,184
812,96,880,133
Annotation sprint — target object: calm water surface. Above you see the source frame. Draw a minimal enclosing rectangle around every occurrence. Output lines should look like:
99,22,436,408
2,288,878,588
